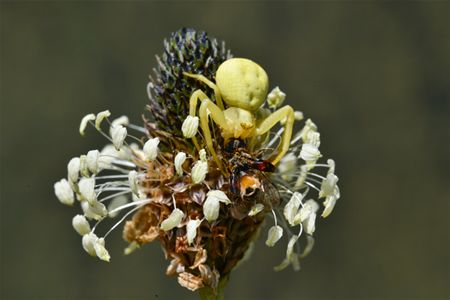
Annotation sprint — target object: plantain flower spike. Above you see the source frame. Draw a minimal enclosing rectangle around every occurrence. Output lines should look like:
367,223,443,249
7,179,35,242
54,28,341,297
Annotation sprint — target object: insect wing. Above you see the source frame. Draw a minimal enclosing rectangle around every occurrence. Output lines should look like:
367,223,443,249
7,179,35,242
258,175,280,209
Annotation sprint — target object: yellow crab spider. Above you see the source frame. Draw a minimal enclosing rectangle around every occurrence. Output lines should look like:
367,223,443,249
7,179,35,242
184,58,294,169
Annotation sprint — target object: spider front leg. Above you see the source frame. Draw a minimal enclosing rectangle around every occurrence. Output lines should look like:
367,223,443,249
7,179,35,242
187,90,210,151
188,90,228,170
199,99,229,170
183,72,225,110
255,105,294,165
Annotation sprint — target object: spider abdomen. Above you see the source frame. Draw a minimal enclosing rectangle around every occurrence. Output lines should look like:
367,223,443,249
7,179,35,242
216,58,269,112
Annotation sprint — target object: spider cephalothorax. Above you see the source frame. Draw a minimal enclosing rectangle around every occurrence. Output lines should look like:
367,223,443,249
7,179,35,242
184,58,295,169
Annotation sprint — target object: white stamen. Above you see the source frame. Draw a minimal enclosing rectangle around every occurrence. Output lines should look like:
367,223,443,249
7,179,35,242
95,110,111,130
300,235,315,258
67,157,80,183
294,111,304,121
143,137,160,161
98,190,130,203
128,170,139,195
186,219,202,245
300,143,322,163
203,190,231,222
72,214,91,235
299,119,318,142
304,212,317,235
81,200,107,220
124,241,140,255
54,179,74,206
182,115,199,138
267,86,286,109
248,203,265,216
78,177,97,205
107,198,150,216
191,160,208,184
305,131,321,147
295,199,319,225
278,152,297,180
111,115,129,127
79,155,90,177
160,208,184,231
319,173,339,198
327,159,336,175
94,238,110,262
79,114,95,136
322,193,339,218
86,150,100,174
110,125,127,150
274,235,300,271
199,149,207,162
174,152,187,176
82,232,98,256
283,192,303,226
103,203,147,238
265,225,283,247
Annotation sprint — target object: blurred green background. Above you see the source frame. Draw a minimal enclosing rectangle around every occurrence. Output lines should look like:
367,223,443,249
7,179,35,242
1,2,449,300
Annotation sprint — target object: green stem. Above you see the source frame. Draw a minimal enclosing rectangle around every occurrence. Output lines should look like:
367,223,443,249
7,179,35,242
198,275,229,300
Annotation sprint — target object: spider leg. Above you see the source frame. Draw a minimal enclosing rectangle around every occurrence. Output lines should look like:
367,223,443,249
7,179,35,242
187,90,211,151
183,73,225,110
255,105,294,165
188,89,209,115
199,99,228,171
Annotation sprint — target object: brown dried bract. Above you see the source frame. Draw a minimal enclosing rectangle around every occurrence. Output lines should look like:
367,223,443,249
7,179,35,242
177,272,204,291
123,203,169,244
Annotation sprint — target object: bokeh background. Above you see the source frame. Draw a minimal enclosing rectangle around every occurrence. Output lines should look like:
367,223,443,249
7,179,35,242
1,2,449,299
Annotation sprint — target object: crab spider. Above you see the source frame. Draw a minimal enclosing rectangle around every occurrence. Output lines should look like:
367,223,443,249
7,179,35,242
184,58,294,169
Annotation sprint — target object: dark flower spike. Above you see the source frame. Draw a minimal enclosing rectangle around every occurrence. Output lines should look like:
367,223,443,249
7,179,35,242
147,28,231,138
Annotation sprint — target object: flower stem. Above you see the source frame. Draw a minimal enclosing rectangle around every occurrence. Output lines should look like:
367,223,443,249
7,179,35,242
198,275,229,300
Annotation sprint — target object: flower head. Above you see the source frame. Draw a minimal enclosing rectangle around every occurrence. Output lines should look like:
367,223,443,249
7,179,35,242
55,28,340,295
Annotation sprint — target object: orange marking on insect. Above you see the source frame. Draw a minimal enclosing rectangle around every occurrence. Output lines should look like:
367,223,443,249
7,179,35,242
239,175,261,198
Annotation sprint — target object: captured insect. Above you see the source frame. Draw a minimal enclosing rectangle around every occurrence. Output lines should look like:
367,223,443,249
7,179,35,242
223,139,280,220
